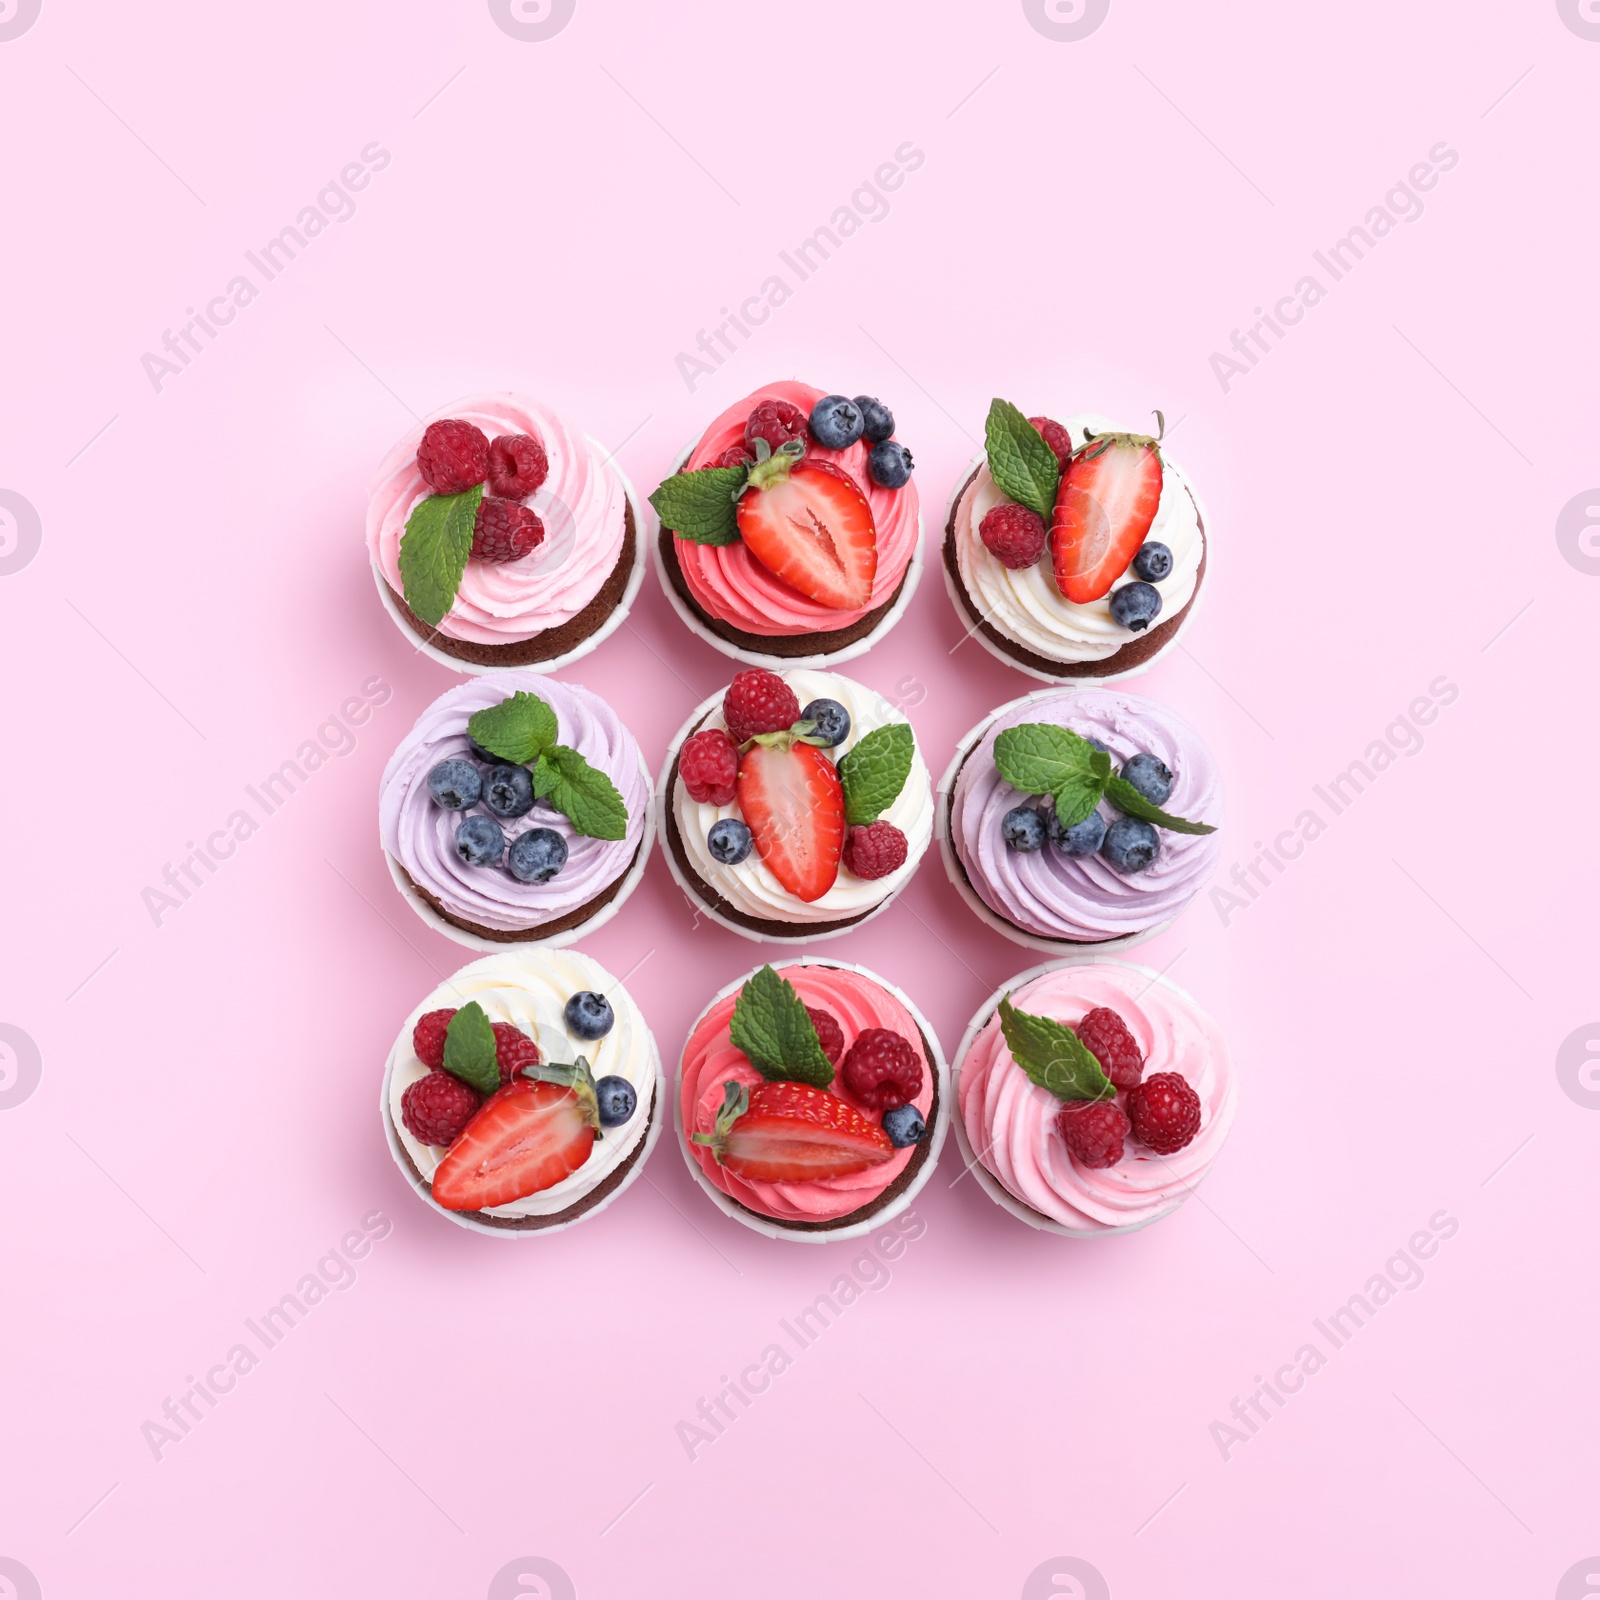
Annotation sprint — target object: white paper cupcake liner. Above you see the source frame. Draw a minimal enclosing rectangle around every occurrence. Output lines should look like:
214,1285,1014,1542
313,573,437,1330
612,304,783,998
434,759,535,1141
372,449,649,679
950,955,1225,1239
672,958,950,1244
384,745,656,954
654,692,930,948
379,951,666,1239
650,439,924,670
941,448,1206,687
938,686,1185,958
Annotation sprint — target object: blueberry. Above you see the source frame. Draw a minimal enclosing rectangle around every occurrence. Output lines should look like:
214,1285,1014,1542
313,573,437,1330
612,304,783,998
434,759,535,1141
853,395,895,444
809,394,865,451
565,991,614,1041
1002,806,1048,852
1101,816,1160,873
799,697,851,747
455,815,504,867
707,817,753,865
594,1075,637,1127
482,763,535,819
882,1104,926,1147
1109,582,1163,632
1085,737,1109,754
1051,808,1107,858
868,439,914,489
1132,541,1173,582
507,827,567,883
1120,753,1174,807
427,759,482,811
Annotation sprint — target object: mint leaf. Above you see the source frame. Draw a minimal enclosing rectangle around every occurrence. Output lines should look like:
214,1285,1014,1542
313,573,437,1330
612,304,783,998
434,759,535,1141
727,965,834,1088
997,996,1114,1102
1104,775,1217,836
467,691,558,765
532,745,628,841
993,723,1102,799
649,465,748,546
399,484,484,627
1051,773,1105,830
837,722,915,826
984,399,1061,522
441,1000,499,1096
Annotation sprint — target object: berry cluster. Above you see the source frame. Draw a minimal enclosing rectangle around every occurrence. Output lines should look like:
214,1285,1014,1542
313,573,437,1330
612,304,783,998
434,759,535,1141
724,394,914,491
1002,745,1176,876
416,418,549,565
426,750,568,884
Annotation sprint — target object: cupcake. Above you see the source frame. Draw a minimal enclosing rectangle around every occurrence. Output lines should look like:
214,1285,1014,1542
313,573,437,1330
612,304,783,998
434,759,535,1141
942,686,1221,951
954,958,1236,1236
659,666,932,942
381,673,652,949
368,393,643,673
943,401,1206,682
383,949,662,1234
677,961,946,1240
649,382,921,665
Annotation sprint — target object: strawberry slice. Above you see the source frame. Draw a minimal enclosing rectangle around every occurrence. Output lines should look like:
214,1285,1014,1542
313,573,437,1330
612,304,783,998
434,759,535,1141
1050,417,1166,604
736,738,844,902
695,1080,894,1181
735,451,877,610
431,1079,596,1211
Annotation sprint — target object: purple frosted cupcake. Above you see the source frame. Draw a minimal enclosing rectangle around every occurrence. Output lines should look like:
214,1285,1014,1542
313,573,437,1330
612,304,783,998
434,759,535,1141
380,673,652,948
940,687,1222,951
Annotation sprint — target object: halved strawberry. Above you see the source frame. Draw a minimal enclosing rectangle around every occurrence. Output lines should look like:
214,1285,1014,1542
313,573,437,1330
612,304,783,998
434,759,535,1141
1050,417,1166,603
694,1080,894,1181
736,738,843,902
735,452,876,610
431,1079,596,1211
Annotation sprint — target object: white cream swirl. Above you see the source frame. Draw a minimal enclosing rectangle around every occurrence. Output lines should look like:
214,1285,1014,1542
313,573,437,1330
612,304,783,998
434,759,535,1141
387,949,656,1220
952,413,1204,664
673,670,932,925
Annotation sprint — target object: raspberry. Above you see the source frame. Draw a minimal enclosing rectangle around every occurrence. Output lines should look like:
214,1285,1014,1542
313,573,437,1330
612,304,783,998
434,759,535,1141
744,400,809,454
1056,1098,1130,1169
806,1006,845,1067
978,503,1047,569
722,669,801,744
714,446,755,469
1126,1072,1202,1154
679,728,739,805
1028,415,1074,469
491,1021,541,1086
840,1027,923,1110
843,821,908,880
412,1008,457,1070
1075,1007,1144,1090
472,498,545,563
400,1070,480,1147
486,433,549,499
417,419,489,495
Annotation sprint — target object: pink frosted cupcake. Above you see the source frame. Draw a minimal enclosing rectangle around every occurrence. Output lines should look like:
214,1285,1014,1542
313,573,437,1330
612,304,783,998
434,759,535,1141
955,959,1236,1236
368,393,643,673
677,961,947,1241
649,382,922,665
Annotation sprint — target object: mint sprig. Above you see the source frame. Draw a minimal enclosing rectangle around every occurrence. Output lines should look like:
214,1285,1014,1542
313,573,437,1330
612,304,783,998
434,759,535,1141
399,483,485,627
467,691,558,765
441,1001,499,1096
649,464,749,546
837,722,915,826
727,964,834,1088
531,745,628,841
984,399,1061,522
1103,775,1216,836
997,995,1114,1102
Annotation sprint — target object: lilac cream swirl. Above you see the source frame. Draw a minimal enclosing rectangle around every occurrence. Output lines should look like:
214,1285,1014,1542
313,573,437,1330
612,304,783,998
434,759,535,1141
380,673,649,934
949,688,1222,942
367,393,627,645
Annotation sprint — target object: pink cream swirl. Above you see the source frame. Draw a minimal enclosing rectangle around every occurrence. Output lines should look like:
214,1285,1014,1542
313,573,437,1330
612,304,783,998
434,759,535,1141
958,963,1235,1233
681,965,935,1224
672,381,921,637
367,393,627,645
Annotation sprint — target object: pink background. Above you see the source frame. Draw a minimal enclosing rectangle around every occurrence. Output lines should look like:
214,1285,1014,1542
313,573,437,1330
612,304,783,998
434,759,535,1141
3,2,1597,1596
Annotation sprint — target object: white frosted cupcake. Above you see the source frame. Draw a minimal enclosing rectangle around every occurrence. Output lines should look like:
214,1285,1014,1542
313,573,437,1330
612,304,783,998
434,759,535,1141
657,667,932,943
368,393,644,674
943,402,1206,683
382,949,662,1235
